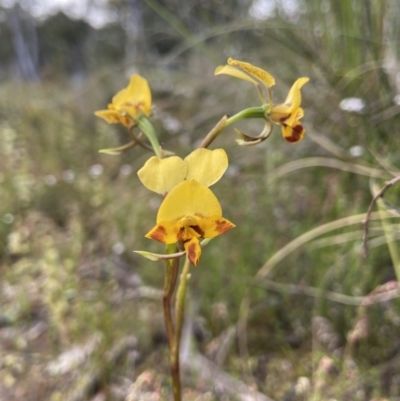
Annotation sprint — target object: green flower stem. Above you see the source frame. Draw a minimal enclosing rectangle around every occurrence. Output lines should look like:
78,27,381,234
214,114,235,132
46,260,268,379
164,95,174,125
164,245,180,401
137,116,163,158
163,244,179,350
170,256,191,401
199,106,269,149
225,105,268,127
198,115,228,149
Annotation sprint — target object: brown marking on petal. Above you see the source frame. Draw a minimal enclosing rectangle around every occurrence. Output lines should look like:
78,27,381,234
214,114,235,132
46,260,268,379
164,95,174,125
183,239,198,265
177,227,185,240
121,101,147,116
294,110,303,120
121,116,132,127
135,101,145,113
279,114,290,123
285,124,304,143
149,225,167,242
190,225,205,237
215,219,234,234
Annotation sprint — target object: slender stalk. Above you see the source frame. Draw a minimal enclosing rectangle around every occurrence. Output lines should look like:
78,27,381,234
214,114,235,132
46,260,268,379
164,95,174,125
362,175,400,257
198,115,228,149
255,82,267,104
267,87,274,107
225,106,266,127
163,244,179,350
163,245,180,401
376,196,400,280
198,106,266,149
170,256,191,401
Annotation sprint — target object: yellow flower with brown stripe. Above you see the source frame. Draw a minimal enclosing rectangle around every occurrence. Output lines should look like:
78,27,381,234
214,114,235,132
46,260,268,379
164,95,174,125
215,58,309,143
146,179,235,265
268,77,309,143
95,74,151,127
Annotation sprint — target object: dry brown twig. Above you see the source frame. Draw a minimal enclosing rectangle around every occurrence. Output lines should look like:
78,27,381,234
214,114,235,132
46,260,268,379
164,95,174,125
362,175,400,257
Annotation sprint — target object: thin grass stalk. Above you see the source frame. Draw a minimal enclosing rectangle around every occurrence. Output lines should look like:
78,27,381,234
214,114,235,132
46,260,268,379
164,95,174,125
373,181,400,280
238,210,394,384
377,208,400,276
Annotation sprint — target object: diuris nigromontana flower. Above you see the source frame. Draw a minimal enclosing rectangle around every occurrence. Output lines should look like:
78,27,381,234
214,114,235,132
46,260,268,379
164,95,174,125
95,74,152,127
215,58,309,143
137,148,228,196
145,179,235,265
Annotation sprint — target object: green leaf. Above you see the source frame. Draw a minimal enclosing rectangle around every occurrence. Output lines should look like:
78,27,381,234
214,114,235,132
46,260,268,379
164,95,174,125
137,116,162,158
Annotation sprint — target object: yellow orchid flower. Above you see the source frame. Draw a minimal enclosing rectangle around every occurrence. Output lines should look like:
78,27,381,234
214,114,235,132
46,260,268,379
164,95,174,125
137,148,228,195
215,58,309,143
268,77,309,143
146,179,235,265
95,74,152,127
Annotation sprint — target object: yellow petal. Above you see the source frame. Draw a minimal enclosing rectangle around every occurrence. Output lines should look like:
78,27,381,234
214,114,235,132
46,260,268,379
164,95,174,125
281,123,305,143
284,107,305,127
177,215,202,238
157,180,222,223
112,74,152,118
197,215,235,239
269,105,305,127
95,109,131,126
145,220,181,244
184,237,202,266
95,109,119,123
283,77,309,112
214,65,259,86
293,107,304,120
184,148,228,187
269,103,290,123
138,156,187,194
227,58,275,88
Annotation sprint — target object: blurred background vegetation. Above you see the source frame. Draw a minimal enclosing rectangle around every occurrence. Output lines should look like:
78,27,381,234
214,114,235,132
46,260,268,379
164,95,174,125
1,0,400,400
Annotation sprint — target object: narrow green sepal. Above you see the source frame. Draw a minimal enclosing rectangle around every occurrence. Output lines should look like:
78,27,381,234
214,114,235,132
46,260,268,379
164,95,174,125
137,116,162,158
161,149,176,157
134,250,185,261
135,239,211,262
234,120,273,146
200,238,212,247
99,141,137,155
235,129,264,146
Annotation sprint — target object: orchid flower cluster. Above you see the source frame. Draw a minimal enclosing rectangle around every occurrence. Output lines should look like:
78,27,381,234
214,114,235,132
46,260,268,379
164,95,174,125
216,58,309,143
95,59,308,401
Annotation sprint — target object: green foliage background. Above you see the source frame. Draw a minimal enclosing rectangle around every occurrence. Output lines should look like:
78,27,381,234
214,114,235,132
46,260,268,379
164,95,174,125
1,0,400,399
